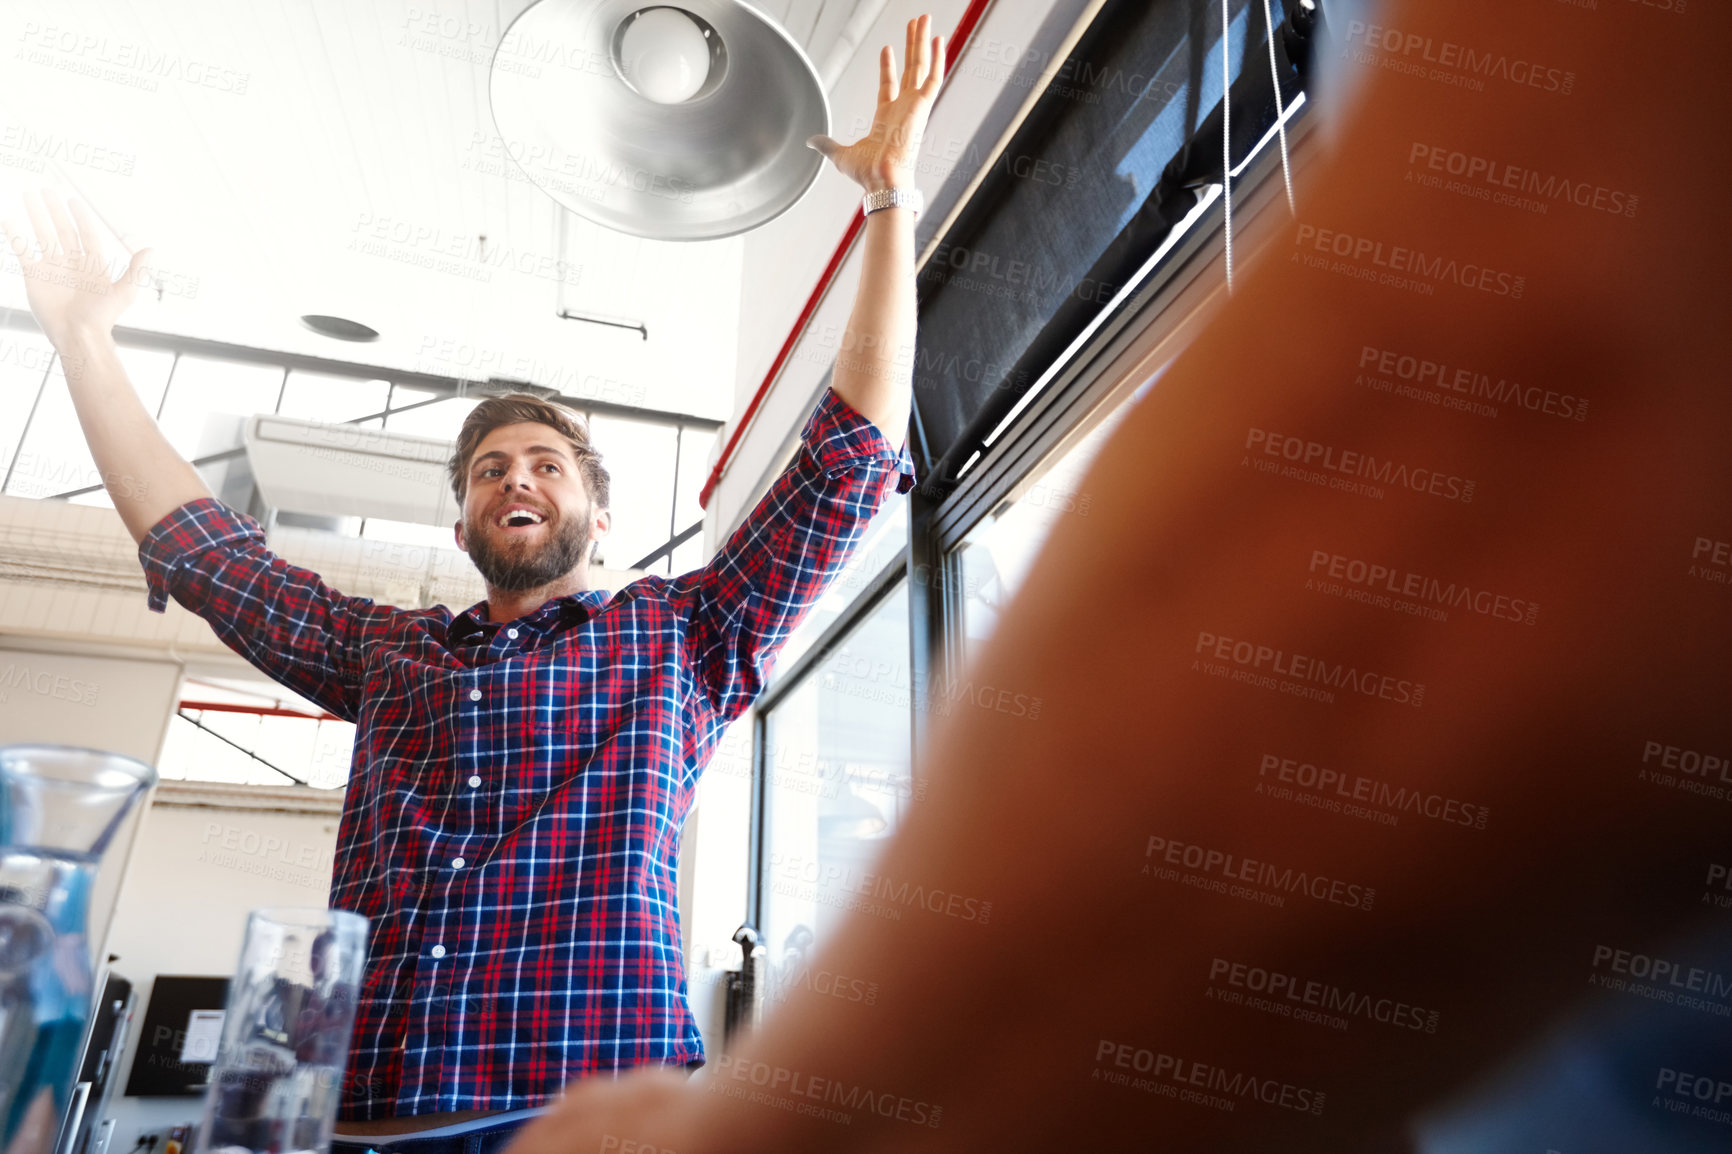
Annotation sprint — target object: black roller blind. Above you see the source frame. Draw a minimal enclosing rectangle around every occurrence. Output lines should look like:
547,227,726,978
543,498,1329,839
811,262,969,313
912,0,1316,487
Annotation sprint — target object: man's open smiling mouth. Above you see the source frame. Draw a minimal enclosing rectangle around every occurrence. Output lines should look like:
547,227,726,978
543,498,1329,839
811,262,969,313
494,504,549,532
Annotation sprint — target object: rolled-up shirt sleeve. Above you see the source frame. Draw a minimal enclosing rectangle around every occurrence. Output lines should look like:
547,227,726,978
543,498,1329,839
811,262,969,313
138,498,399,722
683,387,915,722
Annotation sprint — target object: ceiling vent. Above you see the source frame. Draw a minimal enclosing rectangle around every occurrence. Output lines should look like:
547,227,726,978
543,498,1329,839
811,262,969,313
299,315,380,342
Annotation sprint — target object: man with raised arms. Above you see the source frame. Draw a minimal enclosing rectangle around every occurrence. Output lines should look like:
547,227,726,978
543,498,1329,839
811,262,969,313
2,16,946,1151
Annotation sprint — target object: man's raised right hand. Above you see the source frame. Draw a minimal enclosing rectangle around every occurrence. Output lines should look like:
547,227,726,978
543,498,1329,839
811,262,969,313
3,187,152,352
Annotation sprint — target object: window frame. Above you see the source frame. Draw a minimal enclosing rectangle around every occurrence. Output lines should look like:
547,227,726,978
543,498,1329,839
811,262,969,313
748,568,913,941
747,558,908,928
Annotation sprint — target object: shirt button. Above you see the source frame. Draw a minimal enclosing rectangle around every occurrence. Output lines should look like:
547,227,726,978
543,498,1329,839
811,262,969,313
452,857,466,869
507,628,519,639
430,945,446,959
468,775,482,788
468,689,481,701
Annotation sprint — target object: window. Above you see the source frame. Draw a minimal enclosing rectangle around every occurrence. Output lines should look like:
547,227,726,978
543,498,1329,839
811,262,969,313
383,387,479,440
3,359,71,501
772,501,907,680
668,533,706,577
758,581,913,996
666,426,718,575
360,517,458,549
162,676,354,789
157,356,285,457
0,321,714,578
674,427,718,530
0,329,59,490
277,371,389,424
586,415,678,570
953,405,1129,654
3,344,175,503
155,355,284,504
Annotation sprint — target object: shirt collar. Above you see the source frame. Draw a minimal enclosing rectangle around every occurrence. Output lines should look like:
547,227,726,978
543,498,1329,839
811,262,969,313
448,589,612,646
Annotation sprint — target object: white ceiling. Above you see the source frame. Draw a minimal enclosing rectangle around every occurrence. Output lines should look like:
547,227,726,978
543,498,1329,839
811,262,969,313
0,0,879,419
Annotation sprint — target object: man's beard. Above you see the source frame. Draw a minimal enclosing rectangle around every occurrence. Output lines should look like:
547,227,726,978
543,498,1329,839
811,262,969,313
464,507,592,592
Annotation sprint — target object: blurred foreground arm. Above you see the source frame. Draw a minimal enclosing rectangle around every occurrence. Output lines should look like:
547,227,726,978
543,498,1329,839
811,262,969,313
513,0,1732,1149
4,190,211,543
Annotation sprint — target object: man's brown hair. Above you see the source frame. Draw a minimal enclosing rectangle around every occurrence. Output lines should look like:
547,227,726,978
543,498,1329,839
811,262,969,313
447,393,611,509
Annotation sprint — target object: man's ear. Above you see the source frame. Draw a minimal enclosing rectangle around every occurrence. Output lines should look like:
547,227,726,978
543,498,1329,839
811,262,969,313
593,508,612,540
454,519,467,552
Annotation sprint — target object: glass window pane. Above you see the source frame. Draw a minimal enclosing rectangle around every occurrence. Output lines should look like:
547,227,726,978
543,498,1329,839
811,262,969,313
360,517,458,549
158,356,285,458
157,715,280,788
4,343,174,500
2,361,72,499
156,356,285,502
0,331,58,493
68,487,117,509
162,676,355,789
0,332,56,483
773,501,906,680
116,344,181,413
674,427,717,534
277,371,388,424
384,387,477,440
954,406,1129,654
760,580,912,1005
668,533,705,578
654,427,719,578
70,346,177,507
157,712,355,789
587,416,677,570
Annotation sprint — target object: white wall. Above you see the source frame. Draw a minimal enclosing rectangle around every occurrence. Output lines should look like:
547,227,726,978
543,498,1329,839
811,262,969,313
0,642,182,762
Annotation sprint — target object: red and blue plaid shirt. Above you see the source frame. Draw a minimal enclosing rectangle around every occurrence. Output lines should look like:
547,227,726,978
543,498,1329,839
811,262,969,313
138,388,913,1119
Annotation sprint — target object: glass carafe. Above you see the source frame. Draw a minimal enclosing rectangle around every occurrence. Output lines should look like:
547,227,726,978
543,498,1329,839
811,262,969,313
0,745,155,1154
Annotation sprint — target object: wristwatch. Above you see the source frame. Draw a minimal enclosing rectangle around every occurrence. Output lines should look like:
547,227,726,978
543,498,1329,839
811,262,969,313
862,188,923,217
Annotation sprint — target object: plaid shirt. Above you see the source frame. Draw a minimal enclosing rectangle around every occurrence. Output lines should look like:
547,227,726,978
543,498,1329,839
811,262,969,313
138,388,913,1119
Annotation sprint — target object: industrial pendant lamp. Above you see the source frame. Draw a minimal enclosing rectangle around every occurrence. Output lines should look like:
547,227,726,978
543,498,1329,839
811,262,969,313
489,0,829,240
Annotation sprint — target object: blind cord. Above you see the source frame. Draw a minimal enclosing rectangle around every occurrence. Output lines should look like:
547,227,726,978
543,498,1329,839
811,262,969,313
1266,0,1297,214
1222,0,1234,291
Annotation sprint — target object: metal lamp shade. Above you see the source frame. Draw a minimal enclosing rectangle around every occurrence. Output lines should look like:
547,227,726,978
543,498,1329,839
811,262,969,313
489,0,830,240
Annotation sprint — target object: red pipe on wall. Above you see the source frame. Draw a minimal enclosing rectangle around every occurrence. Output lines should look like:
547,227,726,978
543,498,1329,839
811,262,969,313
697,0,1000,511
180,699,342,722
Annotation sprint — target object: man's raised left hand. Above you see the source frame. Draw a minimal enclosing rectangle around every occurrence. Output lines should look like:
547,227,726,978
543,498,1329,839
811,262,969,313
807,13,945,193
